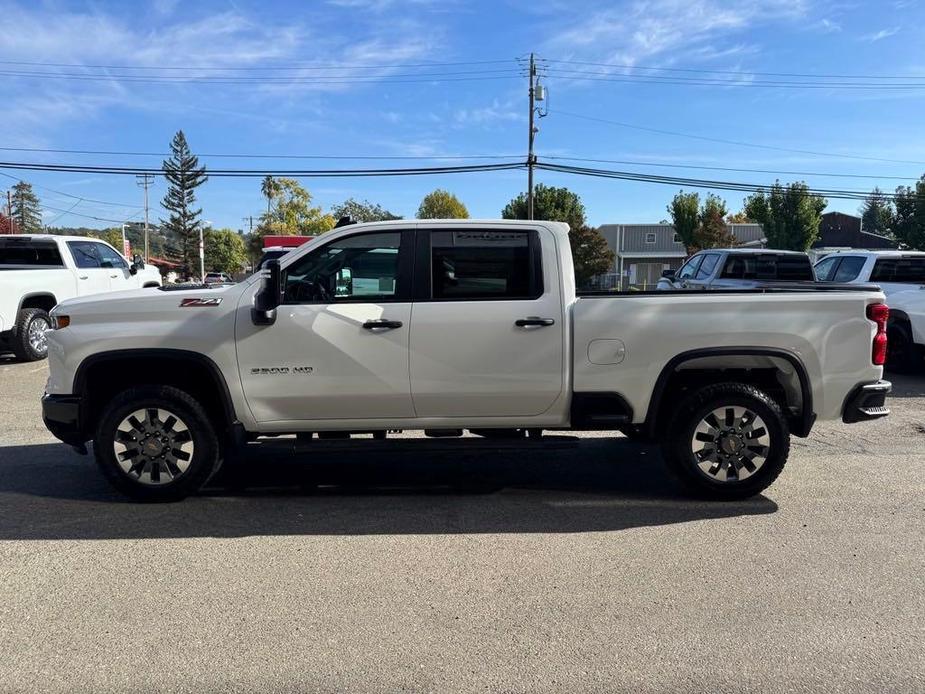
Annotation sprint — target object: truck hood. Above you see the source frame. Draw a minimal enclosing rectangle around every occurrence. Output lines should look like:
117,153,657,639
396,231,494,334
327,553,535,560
53,282,249,317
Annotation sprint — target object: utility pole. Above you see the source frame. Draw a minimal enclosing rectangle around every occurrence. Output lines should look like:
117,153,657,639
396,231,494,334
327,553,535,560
135,174,154,261
527,52,536,220
242,216,254,234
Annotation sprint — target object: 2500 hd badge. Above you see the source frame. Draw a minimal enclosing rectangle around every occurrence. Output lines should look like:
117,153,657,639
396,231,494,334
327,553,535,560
250,366,314,375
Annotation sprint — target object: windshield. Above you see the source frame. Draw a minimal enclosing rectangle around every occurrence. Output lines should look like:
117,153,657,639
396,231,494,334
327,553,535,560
0,240,64,267
870,257,925,284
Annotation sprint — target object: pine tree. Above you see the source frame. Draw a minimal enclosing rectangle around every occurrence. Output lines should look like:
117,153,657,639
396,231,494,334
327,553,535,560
161,131,208,275
11,181,42,233
860,187,895,236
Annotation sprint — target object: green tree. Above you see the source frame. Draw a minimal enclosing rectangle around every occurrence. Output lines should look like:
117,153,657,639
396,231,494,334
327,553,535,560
726,210,751,223
417,189,469,219
90,228,126,252
261,175,281,217
11,181,42,233
161,131,208,274
501,184,614,287
331,198,401,222
204,228,248,274
668,191,700,253
258,177,335,235
893,175,925,250
698,194,737,248
860,187,895,237
744,181,827,251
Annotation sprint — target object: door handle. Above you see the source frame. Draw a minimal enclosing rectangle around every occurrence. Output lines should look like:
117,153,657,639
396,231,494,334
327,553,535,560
110,274,119,278
515,317,555,327
362,319,403,330
79,275,88,280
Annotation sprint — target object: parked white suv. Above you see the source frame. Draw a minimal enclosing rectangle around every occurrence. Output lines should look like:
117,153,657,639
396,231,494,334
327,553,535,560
0,235,162,361
42,220,891,502
814,250,925,371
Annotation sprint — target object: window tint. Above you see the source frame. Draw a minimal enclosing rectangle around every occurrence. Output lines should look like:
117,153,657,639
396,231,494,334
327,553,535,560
719,254,813,281
0,240,64,267
870,257,925,284
813,256,839,281
283,232,403,303
430,230,538,300
67,241,102,269
833,256,865,282
695,253,720,280
677,256,702,280
94,243,128,269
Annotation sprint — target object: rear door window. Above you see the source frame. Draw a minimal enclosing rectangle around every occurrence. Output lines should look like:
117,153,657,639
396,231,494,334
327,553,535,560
870,257,925,284
428,230,541,300
833,256,865,282
0,240,64,267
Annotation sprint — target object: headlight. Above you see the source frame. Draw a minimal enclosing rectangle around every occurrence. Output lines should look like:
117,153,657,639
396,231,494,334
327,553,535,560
50,315,70,329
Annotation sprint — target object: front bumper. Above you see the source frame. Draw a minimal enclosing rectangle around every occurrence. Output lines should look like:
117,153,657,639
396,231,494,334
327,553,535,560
842,380,891,424
42,393,87,448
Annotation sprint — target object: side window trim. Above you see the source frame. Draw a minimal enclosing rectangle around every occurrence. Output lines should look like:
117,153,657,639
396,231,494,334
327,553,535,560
413,228,545,302
280,229,415,305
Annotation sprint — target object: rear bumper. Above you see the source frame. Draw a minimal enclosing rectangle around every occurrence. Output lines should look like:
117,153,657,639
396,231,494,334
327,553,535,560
42,393,87,447
842,380,891,424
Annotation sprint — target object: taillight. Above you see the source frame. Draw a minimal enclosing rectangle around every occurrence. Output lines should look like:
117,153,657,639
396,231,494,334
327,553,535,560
867,303,889,365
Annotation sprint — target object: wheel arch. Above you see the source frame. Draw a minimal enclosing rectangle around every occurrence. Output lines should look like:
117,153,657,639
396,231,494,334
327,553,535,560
644,347,814,439
19,292,58,314
74,348,238,438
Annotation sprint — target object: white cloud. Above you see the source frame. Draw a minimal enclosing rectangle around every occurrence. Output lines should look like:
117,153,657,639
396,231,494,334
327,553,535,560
454,99,521,126
546,0,809,67
861,27,901,42
815,18,842,33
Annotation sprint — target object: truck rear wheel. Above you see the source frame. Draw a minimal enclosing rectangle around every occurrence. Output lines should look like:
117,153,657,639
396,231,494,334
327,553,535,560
93,386,220,502
661,383,790,500
11,308,50,362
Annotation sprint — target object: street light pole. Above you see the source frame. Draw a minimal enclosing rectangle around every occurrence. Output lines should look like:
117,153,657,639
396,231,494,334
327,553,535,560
121,224,128,257
200,221,211,283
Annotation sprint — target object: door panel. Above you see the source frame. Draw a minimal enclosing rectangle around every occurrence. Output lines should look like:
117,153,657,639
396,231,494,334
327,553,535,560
409,227,564,417
236,229,415,423
66,241,111,296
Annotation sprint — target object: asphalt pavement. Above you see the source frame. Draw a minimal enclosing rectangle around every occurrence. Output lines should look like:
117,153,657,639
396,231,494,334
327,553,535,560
0,355,923,693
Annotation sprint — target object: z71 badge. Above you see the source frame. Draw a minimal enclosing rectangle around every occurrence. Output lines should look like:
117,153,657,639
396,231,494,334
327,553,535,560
250,366,314,375
180,298,223,307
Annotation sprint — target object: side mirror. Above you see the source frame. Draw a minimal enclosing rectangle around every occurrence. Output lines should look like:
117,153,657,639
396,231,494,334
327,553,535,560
252,259,281,326
130,254,145,276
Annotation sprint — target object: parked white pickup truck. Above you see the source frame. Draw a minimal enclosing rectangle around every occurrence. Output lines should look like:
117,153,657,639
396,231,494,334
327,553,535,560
0,235,162,361
814,250,925,371
42,220,891,502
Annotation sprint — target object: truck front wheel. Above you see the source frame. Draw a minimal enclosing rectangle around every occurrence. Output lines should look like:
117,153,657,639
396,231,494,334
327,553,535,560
11,308,50,361
93,386,220,502
661,383,790,500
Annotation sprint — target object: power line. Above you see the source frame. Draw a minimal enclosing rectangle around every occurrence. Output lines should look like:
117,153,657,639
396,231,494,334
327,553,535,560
42,203,144,224
0,58,517,71
0,146,522,160
543,156,919,181
550,109,925,166
0,161,526,178
545,69,925,90
536,162,924,202
545,58,925,81
0,170,143,207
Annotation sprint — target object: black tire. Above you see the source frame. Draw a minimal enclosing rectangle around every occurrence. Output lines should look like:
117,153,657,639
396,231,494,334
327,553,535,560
886,321,920,374
93,386,221,502
660,382,790,500
11,308,50,362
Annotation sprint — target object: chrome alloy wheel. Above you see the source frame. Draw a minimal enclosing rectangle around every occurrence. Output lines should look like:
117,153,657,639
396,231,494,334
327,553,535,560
28,316,49,355
113,408,195,485
691,406,771,482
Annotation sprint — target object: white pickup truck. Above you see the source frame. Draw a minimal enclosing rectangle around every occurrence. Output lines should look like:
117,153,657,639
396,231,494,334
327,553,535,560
0,235,162,361
41,220,891,502
814,250,925,372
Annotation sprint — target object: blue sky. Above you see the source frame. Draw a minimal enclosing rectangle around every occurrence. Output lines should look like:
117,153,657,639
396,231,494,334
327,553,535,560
1,0,924,231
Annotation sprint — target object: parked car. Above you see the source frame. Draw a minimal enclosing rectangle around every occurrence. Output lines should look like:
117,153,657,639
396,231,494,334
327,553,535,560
814,250,925,371
0,235,162,361
204,272,235,285
658,249,815,290
42,220,889,502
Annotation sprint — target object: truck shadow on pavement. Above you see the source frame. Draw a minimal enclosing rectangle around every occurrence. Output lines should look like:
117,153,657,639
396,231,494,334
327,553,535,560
0,439,776,541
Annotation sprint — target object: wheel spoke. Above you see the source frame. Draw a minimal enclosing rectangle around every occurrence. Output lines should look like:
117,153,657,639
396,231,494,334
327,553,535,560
112,406,195,487
690,405,771,482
